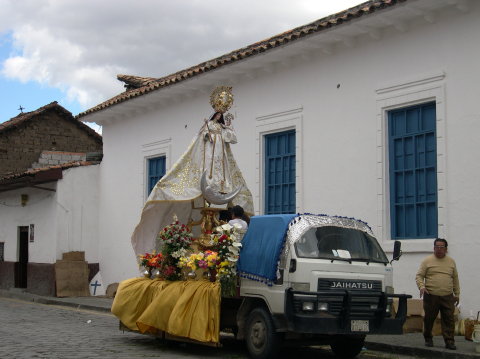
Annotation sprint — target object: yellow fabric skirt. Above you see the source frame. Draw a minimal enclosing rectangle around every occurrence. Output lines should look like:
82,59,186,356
111,277,221,344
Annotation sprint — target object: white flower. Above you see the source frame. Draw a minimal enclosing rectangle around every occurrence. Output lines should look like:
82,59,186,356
232,242,242,248
227,256,238,262
228,246,239,254
171,248,187,258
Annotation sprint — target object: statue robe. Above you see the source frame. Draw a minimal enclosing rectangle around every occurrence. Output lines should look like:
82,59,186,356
131,118,254,256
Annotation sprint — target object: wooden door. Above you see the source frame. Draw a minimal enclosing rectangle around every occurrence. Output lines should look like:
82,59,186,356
14,226,29,288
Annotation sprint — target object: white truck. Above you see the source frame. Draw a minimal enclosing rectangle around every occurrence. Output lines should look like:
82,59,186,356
119,213,410,359
221,213,410,359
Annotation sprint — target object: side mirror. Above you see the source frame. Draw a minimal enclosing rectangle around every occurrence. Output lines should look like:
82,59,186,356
391,240,402,263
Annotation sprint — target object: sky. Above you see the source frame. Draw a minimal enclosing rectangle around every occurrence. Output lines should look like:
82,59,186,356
0,0,363,129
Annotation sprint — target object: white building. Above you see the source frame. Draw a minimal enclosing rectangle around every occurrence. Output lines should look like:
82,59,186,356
0,160,100,296
0,102,103,296
79,0,480,315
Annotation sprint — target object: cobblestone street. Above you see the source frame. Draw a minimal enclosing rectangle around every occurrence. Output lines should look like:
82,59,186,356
0,297,417,359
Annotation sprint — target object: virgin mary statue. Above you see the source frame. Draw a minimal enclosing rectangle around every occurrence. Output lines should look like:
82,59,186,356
131,87,254,256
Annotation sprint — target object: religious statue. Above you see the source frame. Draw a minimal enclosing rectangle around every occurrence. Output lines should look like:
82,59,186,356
201,112,236,193
131,86,254,256
197,87,241,202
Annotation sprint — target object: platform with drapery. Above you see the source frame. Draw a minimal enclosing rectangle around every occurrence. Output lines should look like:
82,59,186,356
111,277,221,344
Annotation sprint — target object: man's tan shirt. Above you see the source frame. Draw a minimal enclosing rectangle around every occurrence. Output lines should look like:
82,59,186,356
416,254,460,297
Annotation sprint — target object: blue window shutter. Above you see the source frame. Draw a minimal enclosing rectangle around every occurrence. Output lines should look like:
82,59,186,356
388,102,437,239
264,130,296,214
147,156,166,195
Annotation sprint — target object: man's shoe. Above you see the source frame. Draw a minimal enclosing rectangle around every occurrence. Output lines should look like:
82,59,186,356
425,339,433,347
445,343,456,350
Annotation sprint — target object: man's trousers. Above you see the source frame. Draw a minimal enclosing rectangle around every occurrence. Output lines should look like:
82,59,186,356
423,293,455,344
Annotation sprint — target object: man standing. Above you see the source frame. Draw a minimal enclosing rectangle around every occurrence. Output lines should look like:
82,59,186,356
415,238,460,350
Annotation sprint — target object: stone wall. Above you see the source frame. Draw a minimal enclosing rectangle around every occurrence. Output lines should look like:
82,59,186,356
0,112,102,177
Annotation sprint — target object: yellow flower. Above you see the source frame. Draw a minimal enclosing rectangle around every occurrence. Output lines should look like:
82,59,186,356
177,257,188,268
194,253,204,260
186,259,197,270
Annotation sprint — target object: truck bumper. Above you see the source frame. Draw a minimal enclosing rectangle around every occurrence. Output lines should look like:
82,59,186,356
285,288,412,335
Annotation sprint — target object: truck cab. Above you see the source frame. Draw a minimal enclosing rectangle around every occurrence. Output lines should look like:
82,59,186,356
235,213,410,359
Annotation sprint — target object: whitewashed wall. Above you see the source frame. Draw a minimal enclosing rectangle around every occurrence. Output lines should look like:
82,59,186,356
94,3,480,315
56,165,100,263
0,185,57,263
0,165,99,264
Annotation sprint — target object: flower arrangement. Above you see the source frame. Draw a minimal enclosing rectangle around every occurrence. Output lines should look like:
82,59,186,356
178,250,219,272
158,218,194,255
140,215,242,295
177,223,242,296
212,223,243,296
157,216,194,280
138,251,163,272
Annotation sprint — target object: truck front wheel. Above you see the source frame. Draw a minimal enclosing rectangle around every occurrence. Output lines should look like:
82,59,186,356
245,308,281,359
330,335,365,358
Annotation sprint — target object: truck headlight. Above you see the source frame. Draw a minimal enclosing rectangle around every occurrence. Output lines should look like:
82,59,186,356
302,302,315,312
317,302,329,311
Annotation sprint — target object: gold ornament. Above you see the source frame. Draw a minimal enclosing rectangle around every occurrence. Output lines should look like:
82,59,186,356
210,86,234,114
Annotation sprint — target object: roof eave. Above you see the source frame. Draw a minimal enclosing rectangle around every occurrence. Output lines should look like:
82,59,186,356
0,168,63,193
77,0,409,121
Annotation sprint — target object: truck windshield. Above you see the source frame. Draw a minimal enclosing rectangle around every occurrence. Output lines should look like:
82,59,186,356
294,226,388,263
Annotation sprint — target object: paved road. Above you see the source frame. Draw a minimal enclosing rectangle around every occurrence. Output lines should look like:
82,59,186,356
0,297,417,359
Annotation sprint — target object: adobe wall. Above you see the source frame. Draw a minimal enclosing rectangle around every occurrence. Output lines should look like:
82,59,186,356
0,112,102,177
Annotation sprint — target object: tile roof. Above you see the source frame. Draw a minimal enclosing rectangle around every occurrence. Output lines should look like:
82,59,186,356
77,0,407,119
0,160,100,193
1,160,98,181
1,101,102,141
117,74,158,90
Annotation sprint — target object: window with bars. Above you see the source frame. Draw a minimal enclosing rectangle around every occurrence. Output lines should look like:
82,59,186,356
264,130,296,214
147,156,166,195
0,242,4,261
388,102,437,239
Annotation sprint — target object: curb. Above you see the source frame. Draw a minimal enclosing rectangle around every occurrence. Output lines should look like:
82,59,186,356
366,341,480,359
0,290,112,314
35,298,113,313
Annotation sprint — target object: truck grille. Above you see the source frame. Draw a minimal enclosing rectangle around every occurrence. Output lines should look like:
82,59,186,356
319,278,383,317
291,279,384,319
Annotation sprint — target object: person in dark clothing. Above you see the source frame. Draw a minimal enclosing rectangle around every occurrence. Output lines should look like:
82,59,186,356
228,205,248,231
219,208,232,223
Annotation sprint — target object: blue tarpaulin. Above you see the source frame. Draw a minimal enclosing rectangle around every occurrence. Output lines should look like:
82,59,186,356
237,214,297,285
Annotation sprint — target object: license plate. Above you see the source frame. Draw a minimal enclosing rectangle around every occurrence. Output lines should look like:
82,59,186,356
351,320,369,332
